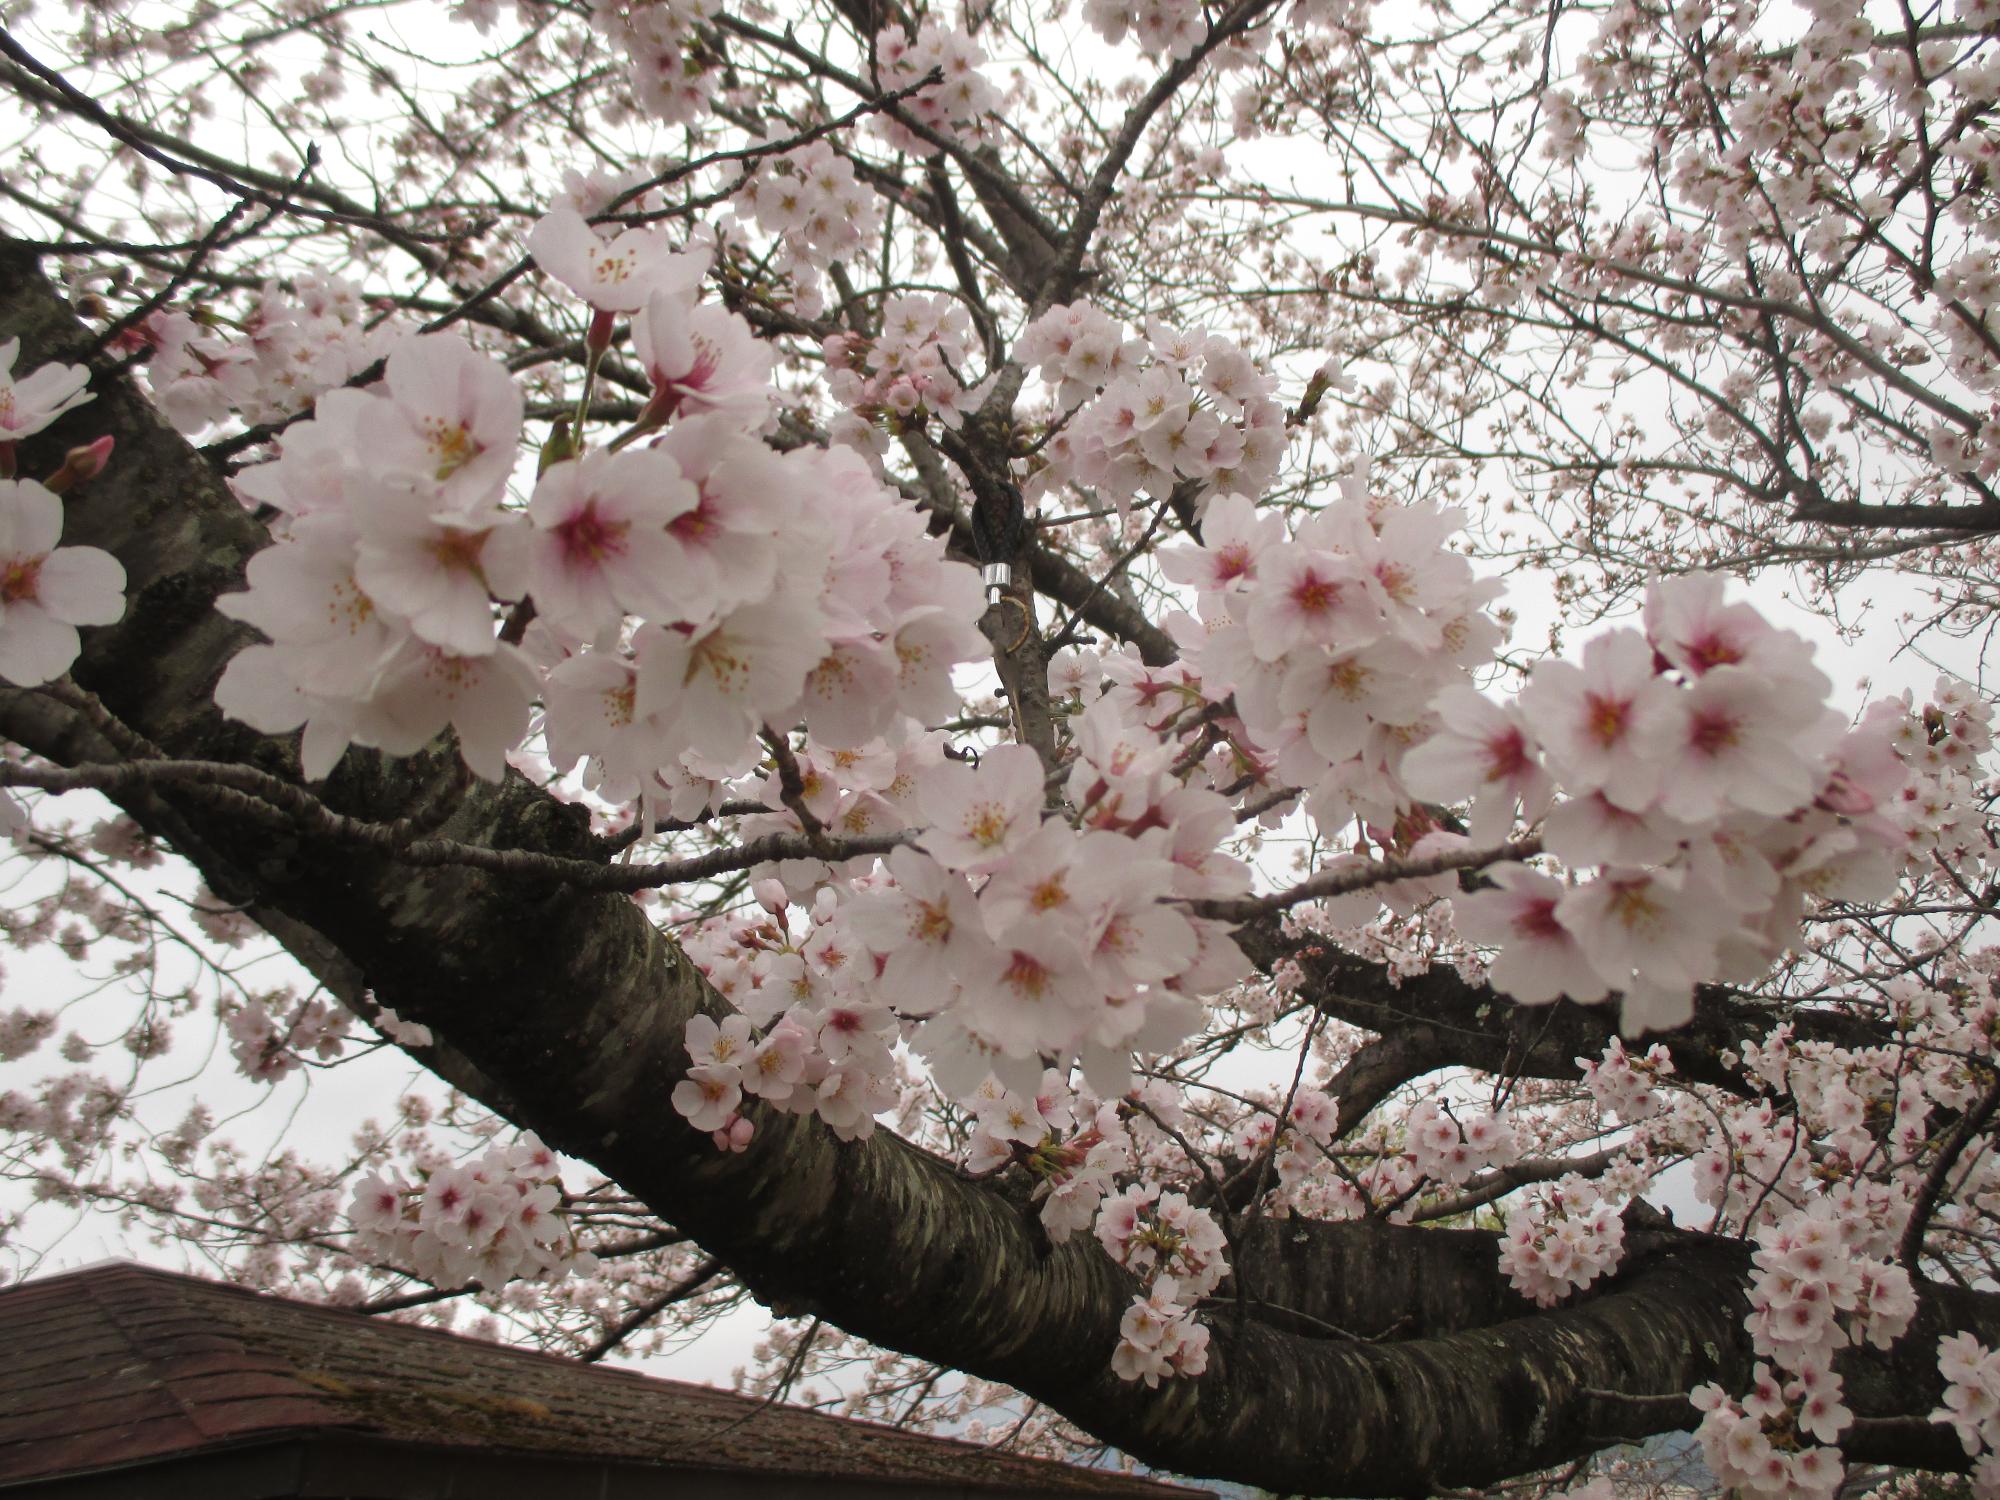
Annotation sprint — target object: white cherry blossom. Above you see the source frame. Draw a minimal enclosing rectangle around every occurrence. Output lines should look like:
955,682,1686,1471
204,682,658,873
0,478,126,686
0,340,91,440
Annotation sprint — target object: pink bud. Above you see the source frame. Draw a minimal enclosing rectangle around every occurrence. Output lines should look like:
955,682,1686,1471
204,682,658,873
886,378,921,416
587,307,616,355
1816,771,1876,816
44,435,115,494
752,878,789,917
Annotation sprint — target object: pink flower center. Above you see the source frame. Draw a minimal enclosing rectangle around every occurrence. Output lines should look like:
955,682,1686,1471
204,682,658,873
423,418,481,480
429,529,486,575
605,682,636,728
1688,708,1740,756
556,501,627,566
1482,727,1531,782
1289,571,1341,617
1514,896,1564,941
680,335,722,391
1584,693,1630,747
1002,951,1052,1000
1682,631,1743,672
1605,880,1663,932
965,803,1008,847
669,502,715,542
0,555,41,604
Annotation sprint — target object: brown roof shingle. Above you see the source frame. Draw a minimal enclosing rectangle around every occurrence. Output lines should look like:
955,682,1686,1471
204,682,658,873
0,1263,1205,1497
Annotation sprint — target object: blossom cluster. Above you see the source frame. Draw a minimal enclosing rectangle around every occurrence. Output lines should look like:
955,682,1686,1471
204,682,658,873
140,273,388,435
1403,1099,1519,1187
1018,307,1289,512
1271,1086,1339,1189
961,1071,1109,1221
1434,578,1923,1032
1096,1183,1227,1291
1095,1182,1223,1385
1691,1365,1849,1499
1110,1276,1211,1387
588,0,722,126
670,994,898,1149
211,330,542,779
348,1133,597,1290
870,22,1002,156
1165,475,1506,847
1577,1038,1673,1123
1081,0,1206,59
214,205,988,793
864,719,1250,1095
225,992,347,1084
1496,1177,1627,1307
1890,672,1997,877
1935,1331,2000,1489
731,142,883,316
1747,1203,1914,1365
825,293,992,439
666,706,1251,1150
1690,1200,1917,1498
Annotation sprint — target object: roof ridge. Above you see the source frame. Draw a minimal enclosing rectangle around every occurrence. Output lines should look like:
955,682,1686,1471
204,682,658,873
78,1263,352,1445
3,1263,1207,1496
20,1262,761,1398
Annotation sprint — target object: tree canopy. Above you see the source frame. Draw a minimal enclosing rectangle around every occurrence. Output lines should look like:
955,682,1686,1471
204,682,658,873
5,0,2000,1494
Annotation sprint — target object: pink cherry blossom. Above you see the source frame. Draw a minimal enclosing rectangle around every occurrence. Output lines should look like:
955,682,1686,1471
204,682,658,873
0,478,126,686
527,205,708,313
844,846,989,1012
633,291,775,426
362,335,523,508
526,446,700,638
349,483,529,657
632,598,826,764
1400,685,1553,841
0,339,91,440
363,638,541,780
1453,864,1609,1007
917,743,1049,874
1243,549,1385,661
671,1065,743,1132
1517,627,1678,812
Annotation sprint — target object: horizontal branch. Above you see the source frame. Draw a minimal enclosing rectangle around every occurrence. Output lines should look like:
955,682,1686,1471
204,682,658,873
0,760,909,889
1193,837,1543,922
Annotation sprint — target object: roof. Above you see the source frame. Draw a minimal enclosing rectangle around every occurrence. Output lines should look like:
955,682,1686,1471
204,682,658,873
0,1262,1206,1499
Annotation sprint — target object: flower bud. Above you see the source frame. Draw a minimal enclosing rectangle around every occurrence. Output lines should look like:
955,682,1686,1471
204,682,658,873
44,435,115,494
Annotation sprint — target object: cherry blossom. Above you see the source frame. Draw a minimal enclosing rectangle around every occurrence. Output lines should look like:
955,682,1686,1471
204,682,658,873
632,292,774,428
0,340,91,442
527,205,708,313
0,478,126,686
917,744,1049,873
526,446,699,638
